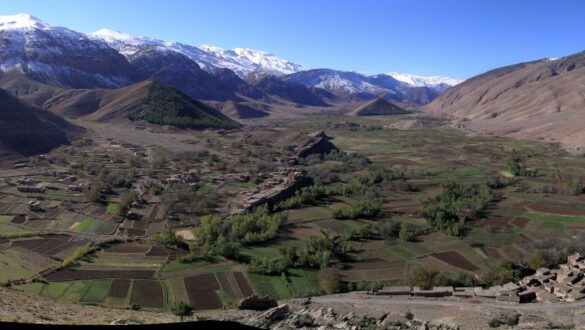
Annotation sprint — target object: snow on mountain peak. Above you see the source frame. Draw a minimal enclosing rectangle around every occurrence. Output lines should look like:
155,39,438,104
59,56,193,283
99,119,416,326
91,29,149,43
199,45,305,76
388,72,463,88
0,14,50,31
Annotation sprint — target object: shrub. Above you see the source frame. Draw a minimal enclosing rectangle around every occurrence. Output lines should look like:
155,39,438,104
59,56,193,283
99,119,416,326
319,268,345,294
151,227,183,248
334,201,382,220
170,301,193,322
407,268,451,290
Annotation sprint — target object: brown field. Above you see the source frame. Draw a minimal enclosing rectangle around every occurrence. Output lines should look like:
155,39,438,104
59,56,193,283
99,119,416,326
473,217,513,230
345,258,406,271
216,272,236,299
431,251,479,272
10,215,25,224
483,247,503,259
46,269,155,281
184,274,223,310
145,245,169,257
528,203,585,216
125,228,147,236
510,217,529,228
233,272,254,298
108,279,131,298
11,235,85,258
103,242,151,254
130,280,164,309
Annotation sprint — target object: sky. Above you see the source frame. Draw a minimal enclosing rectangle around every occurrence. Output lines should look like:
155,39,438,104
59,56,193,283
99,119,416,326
2,0,585,79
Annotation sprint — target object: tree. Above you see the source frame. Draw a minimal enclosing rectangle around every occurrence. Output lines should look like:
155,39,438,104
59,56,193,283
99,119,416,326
170,301,193,322
399,224,417,242
407,268,450,290
319,268,345,294
151,227,182,248
118,192,137,216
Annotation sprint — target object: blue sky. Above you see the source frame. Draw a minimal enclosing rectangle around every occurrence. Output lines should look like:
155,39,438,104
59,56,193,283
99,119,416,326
3,0,585,79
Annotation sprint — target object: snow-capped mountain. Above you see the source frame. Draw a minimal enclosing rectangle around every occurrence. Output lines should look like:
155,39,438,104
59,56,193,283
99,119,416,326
0,14,134,88
89,29,304,77
285,69,398,100
0,14,457,106
198,45,305,76
388,72,463,90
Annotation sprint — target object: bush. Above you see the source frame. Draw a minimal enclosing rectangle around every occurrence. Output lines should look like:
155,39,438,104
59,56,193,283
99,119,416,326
378,220,401,240
399,224,417,242
319,268,345,294
170,301,193,322
151,227,183,248
407,268,451,290
481,261,523,286
334,201,382,220
277,184,334,210
118,192,136,216
507,149,538,177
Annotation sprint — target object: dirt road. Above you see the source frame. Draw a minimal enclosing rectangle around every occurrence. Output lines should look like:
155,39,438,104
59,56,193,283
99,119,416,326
313,294,585,312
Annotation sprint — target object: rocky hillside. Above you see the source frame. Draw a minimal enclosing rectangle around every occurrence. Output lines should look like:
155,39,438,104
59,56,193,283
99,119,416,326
425,51,585,148
0,88,81,157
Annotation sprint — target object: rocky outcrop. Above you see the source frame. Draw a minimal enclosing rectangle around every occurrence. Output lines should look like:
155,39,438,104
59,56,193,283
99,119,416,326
238,295,278,311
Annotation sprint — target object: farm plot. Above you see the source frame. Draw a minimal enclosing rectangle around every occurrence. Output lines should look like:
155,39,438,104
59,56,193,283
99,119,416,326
130,280,165,309
46,269,155,281
108,279,131,298
102,242,151,254
482,247,504,259
528,202,585,217
11,235,87,260
0,248,57,282
510,217,530,228
215,271,254,302
183,274,223,310
341,258,406,282
431,251,479,272
72,216,119,235
80,279,112,303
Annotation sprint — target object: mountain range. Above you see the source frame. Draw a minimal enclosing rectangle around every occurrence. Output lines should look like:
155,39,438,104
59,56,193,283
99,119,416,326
0,14,461,114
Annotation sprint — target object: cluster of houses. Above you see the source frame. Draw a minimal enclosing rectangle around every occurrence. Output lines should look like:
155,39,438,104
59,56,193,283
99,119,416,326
371,253,585,304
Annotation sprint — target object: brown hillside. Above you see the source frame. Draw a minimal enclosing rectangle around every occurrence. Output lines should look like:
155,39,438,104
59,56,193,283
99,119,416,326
0,88,81,157
349,97,410,116
425,51,585,148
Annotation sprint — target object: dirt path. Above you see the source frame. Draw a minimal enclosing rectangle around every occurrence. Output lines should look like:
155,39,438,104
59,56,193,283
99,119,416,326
313,294,585,311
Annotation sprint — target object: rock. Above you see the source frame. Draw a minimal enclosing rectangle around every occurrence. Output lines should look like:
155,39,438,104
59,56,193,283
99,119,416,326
259,304,290,322
238,295,278,311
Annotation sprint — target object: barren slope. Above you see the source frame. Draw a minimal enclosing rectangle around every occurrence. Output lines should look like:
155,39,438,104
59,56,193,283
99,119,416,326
0,88,80,157
425,51,585,148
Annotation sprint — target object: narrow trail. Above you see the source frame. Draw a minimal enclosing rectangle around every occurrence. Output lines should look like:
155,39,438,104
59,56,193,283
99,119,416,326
312,294,585,312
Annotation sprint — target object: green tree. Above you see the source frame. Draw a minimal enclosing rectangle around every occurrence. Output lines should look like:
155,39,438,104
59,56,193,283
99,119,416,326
170,301,193,322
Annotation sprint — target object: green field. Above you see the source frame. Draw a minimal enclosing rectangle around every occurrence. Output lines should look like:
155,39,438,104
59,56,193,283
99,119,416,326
80,279,112,303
